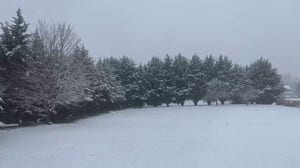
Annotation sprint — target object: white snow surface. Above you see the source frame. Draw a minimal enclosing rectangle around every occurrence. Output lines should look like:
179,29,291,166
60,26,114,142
1,104,300,168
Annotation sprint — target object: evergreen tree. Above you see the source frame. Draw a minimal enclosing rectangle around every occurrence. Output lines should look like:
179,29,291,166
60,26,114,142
229,64,248,104
229,65,258,104
0,24,9,99
217,81,231,105
0,8,288,124
247,58,284,104
105,56,142,107
201,55,216,105
203,79,230,105
187,54,206,105
0,8,31,122
0,22,12,70
133,64,147,107
239,84,259,105
161,55,175,107
1,8,30,64
0,8,30,86
94,58,126,111
215,56,233,103
202,55,216,82
144,56,164,107
173,54,189,106
215,55,232,82
203,79,218,105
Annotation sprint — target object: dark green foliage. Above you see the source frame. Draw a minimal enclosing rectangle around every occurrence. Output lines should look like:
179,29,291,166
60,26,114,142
133,65,147,107
247,58,284,104
94,59,125,110
0,8,30,64
202,55,216,81
229,65,258,104
144,57,164,107
103,56,143,108
161,55,176,107
0,8,285,124
215,55,232,82
187,54,207,105
0,9,31,123
172,54,189,106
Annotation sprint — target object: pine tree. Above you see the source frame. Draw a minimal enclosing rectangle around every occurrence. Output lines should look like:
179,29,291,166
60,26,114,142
0,8,30,87
144,56,164,107
1,8,30,63
173,54,189,106
161,55,175,107
0,22,12,70
215,55,232,82
0,23,11,110
217,81,231,105
229,64,247,104
201,55,216,105
120,63,146,108
104,56,142,107
247,58,284,104
203,79,230,105
229,64,258,104
97,59,126,109
61,46,91,105
203,79,217,105
133,64,147,107
202,55,216,82
0,8,31,122
187,54,207,105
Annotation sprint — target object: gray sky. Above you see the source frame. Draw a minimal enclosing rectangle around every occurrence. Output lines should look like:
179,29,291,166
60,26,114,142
1,0,300,77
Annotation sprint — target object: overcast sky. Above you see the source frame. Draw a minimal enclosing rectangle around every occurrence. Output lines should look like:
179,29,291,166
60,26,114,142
1,0,300,77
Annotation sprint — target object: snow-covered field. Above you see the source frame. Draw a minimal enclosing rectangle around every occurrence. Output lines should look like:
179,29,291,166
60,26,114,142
1,104,300,168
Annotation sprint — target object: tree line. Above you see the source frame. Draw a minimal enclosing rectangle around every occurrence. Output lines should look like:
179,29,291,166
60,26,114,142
0,9,284,124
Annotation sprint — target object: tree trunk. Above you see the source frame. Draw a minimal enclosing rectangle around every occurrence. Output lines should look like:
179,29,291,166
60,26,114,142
193,100,198,106
45,111,51,124
207,100,211,105
45,105,54,125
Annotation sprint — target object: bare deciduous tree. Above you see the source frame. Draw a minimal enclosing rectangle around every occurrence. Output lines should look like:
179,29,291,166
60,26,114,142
36,21,81,57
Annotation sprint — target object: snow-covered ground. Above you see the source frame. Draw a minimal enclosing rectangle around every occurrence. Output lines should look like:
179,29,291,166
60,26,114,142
1,104,300,168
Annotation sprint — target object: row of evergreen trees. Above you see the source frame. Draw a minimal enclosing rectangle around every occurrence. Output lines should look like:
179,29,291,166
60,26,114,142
0,9,284,124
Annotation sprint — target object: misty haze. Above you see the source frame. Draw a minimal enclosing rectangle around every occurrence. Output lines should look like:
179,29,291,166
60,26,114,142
1,1,300,168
